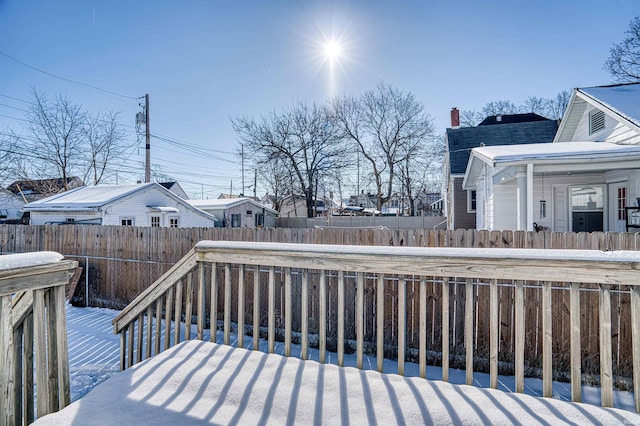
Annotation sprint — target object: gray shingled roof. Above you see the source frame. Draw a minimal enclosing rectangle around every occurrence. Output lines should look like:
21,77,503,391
446,120,559,174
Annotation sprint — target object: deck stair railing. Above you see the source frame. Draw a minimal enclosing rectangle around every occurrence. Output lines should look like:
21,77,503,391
0,251,78,426
113,241,640,413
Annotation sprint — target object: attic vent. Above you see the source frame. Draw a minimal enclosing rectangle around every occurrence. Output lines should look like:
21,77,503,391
589,110,605,134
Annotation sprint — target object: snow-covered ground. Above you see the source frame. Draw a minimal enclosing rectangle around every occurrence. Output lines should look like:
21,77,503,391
59,304,640,424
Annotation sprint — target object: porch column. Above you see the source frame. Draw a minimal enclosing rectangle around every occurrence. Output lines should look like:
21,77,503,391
527,163,534,231
515,164,534,231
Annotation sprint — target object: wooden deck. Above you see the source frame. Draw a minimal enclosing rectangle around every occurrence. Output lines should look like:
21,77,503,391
34,340,640,425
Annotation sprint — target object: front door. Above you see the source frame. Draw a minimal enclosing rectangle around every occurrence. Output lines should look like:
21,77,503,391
608,181,628,232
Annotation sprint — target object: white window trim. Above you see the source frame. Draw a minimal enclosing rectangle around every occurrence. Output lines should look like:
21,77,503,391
168,216,180,228
467,190,477,213
150,215,161,228
120,217,135,226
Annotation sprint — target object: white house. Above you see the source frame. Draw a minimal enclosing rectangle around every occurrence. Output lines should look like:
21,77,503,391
0,188,26,222
187,198,277,228
24,183,217,227
463,83,640,232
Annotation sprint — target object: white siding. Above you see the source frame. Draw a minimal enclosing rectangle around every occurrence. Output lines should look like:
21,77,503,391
0,191,25,221
30,211,101,225
197,199,276,228
104,186,215,227
571,106,640,144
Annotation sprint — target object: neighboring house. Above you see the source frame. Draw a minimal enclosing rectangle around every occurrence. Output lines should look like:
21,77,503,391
7,177,84,202
463,83,640,232
0,188,26,222
159,182,189,199
188,198,277,228
24,182,216,227
279,195,333,218
444,108,558,229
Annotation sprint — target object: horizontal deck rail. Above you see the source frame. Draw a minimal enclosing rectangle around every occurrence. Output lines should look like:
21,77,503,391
113,241,640,413
0,252,78,426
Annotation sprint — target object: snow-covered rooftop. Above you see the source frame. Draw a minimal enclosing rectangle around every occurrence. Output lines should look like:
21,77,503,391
24,183,156,210
188,197,277,214
472,141,640,165
579,83,640,128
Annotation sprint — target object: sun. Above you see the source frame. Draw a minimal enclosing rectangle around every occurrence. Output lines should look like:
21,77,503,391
324,40,342,63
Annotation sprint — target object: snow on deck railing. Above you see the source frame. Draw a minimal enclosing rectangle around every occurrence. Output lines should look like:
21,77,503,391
0,251,78,425
113,241,640,413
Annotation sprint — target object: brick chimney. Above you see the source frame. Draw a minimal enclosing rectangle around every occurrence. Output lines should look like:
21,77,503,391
451,107,460,128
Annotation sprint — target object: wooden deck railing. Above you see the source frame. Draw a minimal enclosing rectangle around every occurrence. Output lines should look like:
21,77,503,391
113,241,640,413
0,252,78,426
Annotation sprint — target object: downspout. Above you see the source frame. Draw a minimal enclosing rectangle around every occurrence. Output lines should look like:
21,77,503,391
16,183,28,204
527,164,534,232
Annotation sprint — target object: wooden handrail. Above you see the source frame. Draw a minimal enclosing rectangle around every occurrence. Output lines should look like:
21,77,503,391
0,252,77,425
114,241,640,413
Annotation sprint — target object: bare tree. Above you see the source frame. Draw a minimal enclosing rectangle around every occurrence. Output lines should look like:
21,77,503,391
460,110,484,127
546,90,571,120
84,111,127,185
331,82,436,210
522,96,549,116
604,16,640,83
7,90,128,189
232,101,348,218
481,100,519,117
258,157,294,211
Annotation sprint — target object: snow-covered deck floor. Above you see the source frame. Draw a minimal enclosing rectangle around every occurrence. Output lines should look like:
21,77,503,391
36,340,639,425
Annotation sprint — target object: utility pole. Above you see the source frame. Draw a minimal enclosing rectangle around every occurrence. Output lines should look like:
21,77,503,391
253,169,257,199
144,94,151,183
241,144,245,196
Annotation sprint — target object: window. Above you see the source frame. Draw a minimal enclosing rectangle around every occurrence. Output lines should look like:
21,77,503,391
150,216,161,227
589,110,606,134
231,214,241,227
65,218,75,223
246,210,253,216
255,213,264,227
467,190,476,213
618,186,627,221
169,218,179,228
121,217,134,226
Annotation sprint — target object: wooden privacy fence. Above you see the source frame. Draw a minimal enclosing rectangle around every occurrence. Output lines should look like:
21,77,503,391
0,252,78,426
113,241,640,412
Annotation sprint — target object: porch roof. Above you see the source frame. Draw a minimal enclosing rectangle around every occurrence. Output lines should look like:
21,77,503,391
463,142,640,189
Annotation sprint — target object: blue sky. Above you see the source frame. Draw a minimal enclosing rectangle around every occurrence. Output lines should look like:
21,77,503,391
0,0,638,198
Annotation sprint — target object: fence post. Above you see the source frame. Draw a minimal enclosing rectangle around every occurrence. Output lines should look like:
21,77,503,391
85,256,89,307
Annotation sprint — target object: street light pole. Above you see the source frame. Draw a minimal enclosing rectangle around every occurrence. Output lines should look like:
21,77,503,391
144,94,151,183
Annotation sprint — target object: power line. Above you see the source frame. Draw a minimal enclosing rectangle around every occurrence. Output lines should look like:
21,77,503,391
0,50,138,101
0,93,31,104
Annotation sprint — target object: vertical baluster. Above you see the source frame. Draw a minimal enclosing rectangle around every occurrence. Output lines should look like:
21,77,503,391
630,285,640,413
419,277,427,379
284,267,292,357
120,328,127,371
490,278,499,389
197,262,205,341
13,323,23,423
24,314,34,425
514,280,525,393
174,280,183,345
55,285,70,409
224,264,231,345
301,269,309,360
253,265,260,350
164,287,173,350
377,274,384,373
599,284,613,407
1,294,15,423
46,289,59,412
570,282,581,402
442,277,450,381
319,270,327,364
136,313,144,363
542,281,552,397
210,263,218,343
338,270,345,367
185,272,193,341
398,275,406,376
465,278,474,386
154,298,162,355
356,272,364,369
145,306,152,359
268,266,275,353
238,264,245,349
126,322,134,369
